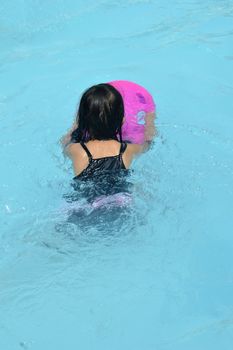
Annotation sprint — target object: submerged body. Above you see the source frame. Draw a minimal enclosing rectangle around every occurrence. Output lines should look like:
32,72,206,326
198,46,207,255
66,140,133,210
70,141,132,204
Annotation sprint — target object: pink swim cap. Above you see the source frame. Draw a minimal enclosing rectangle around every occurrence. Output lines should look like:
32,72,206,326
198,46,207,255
108,80,156,144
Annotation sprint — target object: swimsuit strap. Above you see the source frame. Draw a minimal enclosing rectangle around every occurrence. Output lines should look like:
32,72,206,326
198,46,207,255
119,142,127,155
80,142,92,162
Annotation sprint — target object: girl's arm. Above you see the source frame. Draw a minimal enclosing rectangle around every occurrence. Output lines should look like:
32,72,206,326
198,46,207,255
144,111,156,142
131,111,156,154
60,121,78,152
123,112,156,167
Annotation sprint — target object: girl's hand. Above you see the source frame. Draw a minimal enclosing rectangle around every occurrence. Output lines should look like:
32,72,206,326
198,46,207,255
60,121,78,149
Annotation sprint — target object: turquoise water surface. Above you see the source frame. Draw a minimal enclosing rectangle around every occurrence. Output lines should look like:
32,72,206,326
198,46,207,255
1,1,233,349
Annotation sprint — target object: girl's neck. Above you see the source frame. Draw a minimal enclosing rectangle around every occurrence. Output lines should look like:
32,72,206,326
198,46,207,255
87,138,119,143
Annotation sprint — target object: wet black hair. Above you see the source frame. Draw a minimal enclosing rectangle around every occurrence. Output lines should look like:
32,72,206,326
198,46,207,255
71,83,124,143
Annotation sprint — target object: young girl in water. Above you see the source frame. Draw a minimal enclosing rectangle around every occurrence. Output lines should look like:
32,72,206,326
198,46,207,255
61,83,155,179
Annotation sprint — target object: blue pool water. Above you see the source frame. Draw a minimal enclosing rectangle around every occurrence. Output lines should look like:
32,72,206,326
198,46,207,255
1,1,233,349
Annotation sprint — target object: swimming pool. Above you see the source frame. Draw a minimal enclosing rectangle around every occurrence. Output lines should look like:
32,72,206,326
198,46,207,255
1,1,233,349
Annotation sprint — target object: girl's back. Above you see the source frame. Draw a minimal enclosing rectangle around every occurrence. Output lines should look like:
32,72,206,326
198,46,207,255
66,139,143,178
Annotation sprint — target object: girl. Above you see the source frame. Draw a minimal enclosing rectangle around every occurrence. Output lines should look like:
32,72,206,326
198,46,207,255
61,83,155,180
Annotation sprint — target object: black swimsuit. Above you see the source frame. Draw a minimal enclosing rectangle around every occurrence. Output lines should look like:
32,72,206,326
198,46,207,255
73,142,128,180
71,142,130,203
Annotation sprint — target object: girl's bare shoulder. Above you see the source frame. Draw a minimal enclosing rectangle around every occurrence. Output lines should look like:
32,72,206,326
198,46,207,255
64,142,85,159
64,142,89,175
121,143,140,168
125,143,144,155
